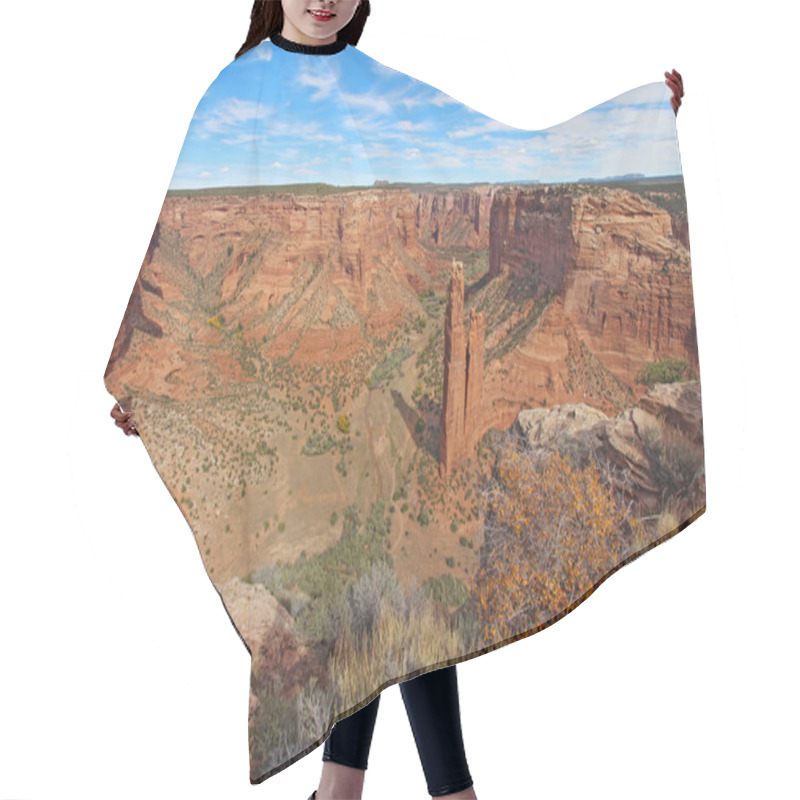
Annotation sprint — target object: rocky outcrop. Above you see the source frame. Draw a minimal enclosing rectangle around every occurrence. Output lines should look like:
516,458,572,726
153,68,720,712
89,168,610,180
216,576,296,657
217,577,326,707
516,380,705,516
517,402,608,444
636,378,703,443
439,259,486,478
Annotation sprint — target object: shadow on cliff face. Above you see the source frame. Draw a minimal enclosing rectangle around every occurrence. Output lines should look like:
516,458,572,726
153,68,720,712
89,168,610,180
103,222,164,383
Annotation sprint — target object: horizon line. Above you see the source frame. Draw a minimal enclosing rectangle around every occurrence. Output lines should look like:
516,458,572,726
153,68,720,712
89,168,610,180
165,173,684,195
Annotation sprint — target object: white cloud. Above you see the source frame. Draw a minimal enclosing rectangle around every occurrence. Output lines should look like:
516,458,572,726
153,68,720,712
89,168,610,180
200,97,262,135
296,65,340,101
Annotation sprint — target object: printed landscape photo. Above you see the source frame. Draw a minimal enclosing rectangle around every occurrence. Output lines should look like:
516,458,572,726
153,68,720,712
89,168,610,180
104,54,704,781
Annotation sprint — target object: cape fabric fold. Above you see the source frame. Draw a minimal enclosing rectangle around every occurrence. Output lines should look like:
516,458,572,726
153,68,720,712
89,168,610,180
104,37,706,784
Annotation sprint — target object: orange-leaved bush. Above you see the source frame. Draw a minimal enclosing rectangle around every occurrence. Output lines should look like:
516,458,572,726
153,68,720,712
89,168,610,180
475,442,638,642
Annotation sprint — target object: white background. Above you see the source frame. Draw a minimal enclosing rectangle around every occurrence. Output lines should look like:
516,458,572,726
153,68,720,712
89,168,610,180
1,1,796,798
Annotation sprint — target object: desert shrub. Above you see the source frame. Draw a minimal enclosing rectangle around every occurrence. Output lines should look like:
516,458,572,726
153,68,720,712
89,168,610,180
475,434,637,642
636,358,692,386
327,566,463,712
640,422,704,510
345,560,407,647
423,574,469,608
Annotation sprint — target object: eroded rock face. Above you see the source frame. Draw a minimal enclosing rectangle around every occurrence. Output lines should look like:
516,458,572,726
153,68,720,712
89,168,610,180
517,402,608,445
217,577,326,702
216,576,296,657
439,259,486,477
438,259,466,478
636,379,703,443
103,222,163,387
515,380,705,516
465,306,487,456
106,185,693,405
105,183,698,495
479,185,697,441
105,188,495,402
487,186,697,379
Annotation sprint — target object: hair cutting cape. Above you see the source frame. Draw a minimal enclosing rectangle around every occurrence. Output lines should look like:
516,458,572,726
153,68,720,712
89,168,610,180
104,32,706,785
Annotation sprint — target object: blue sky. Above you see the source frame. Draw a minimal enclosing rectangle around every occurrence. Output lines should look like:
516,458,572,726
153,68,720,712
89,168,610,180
168,39,681,191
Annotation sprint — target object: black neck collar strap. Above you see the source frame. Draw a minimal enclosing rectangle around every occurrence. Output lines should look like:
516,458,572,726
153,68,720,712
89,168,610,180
270,31,348,55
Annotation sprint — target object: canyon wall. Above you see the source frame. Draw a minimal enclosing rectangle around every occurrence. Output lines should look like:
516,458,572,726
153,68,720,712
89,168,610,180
488,187,695,373
106,183,697,476
480,185,697,436
105,187,494,401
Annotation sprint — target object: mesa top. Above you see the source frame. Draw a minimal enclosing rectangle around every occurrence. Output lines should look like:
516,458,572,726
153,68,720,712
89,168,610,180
104,31,706,784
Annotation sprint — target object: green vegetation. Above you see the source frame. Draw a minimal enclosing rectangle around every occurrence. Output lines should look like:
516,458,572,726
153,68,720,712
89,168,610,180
367,345,414,389
422,573,469,608
301,431,339,456
636,357,695,386
640,422,704,507
419,288,445,317
326,560,476,731
244,490,484,777
245,500,393,643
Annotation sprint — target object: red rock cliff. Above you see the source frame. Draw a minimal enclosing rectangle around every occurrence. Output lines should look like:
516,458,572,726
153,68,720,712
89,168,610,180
481,185,698,436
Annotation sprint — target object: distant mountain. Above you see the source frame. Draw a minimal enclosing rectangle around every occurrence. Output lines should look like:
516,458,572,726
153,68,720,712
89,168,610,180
577,173,684,184
578,172,646,183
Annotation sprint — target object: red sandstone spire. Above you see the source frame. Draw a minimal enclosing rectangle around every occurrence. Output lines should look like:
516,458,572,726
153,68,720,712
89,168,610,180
465,305,486,454
439,258,485,478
